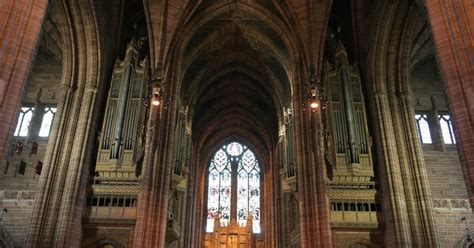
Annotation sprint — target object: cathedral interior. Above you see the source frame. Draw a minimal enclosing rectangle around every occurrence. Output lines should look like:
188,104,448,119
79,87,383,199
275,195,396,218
0,0,473,247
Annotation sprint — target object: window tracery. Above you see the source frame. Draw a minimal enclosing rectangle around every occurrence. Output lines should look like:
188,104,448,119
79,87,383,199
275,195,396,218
39,107,57,137
14,107,34,137
438,114,456,144
415,114,432,144
206,142,261,233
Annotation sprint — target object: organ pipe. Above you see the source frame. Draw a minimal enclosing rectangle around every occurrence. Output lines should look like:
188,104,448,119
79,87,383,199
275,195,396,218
324,40,373,175
340,68,358,164
96,37,148,166
112,63,133,159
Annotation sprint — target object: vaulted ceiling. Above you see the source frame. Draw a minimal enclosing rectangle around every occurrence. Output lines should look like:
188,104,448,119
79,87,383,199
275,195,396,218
41,0,333,162
175,2,297,158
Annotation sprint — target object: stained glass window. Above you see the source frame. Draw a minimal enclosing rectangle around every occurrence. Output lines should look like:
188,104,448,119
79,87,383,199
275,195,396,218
206,142,261,233
207,149,231,232
14,107,35,137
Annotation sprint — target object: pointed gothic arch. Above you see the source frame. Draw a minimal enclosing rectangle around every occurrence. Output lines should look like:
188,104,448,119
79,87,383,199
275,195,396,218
205,141,262,233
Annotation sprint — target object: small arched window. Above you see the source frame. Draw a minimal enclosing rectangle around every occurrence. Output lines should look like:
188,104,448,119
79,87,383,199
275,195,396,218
206,141,261,233
415,114,432,144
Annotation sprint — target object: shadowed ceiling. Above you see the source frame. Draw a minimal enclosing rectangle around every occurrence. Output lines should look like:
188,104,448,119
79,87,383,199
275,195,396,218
178,2,294,158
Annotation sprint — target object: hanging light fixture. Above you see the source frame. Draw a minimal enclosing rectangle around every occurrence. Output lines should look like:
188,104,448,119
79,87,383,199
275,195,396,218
302,65,327,112
307,65,323,112
309,87,320,110
151,85,161,106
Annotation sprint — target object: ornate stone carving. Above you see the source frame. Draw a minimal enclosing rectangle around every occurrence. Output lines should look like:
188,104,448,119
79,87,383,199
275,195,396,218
0,190,35,200
432,199,471,211
90,185,141,194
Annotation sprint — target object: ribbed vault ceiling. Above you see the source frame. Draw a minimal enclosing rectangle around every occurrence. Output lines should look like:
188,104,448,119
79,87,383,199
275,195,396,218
179,4,292,158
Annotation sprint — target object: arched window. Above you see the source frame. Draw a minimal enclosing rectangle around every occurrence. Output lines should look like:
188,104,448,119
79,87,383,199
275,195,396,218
14,106,34,137
438,114,456,144
39,107,57,137
415,114,432,144
206,141,261,233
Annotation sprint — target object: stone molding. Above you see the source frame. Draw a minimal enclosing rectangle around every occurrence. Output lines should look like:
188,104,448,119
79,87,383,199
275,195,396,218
0,190,35,200
433,199,471,211
89,186,141,194
331,222,380,229
328,190,377,200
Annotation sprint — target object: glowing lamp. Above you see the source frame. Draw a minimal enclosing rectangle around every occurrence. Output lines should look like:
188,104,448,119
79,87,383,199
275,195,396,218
310,100,319,109
151,97,160,106
309,88,320,110
151,86,161,106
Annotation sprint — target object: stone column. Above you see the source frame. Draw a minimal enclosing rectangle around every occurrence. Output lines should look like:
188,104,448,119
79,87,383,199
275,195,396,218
133,81,178,247
230,161,238,223
373,92,412,247
26,1,115,246
293,83,332,247
425,0,474,206
398,91,439,246
0,0,49,160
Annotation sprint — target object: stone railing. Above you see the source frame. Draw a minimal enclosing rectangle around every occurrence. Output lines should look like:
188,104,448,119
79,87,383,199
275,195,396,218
83,192,139,220
84,205,138,219
90,172,142,186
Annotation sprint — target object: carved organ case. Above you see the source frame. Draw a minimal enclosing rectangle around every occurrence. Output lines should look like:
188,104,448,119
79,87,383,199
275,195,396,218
324,41,373,177
324,41,381,227
96,38,149,173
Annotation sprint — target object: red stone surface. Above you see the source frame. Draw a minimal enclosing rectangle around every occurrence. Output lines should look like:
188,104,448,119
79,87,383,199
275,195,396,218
0,0,49,159
426,0,474,206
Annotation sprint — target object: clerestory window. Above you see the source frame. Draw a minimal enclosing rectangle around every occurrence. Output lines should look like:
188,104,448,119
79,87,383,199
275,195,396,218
206,141,261,233
39,107,57,137
438,114,456,144
415,114,432,144
14,107,35,137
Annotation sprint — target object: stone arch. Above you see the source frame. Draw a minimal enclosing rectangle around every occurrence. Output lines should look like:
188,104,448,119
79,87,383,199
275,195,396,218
136,1,335,247
357,0,439,246
26,0,118,246
169,7,299,246
168,1,301,70
202,140,263,227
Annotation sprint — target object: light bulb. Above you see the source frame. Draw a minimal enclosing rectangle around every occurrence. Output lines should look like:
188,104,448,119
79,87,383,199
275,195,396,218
152,96,160,106
151,86,161,107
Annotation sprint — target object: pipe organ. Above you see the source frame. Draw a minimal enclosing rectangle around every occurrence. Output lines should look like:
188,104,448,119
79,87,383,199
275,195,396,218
324,41,382,228
324,41,373,176
96,37,149,173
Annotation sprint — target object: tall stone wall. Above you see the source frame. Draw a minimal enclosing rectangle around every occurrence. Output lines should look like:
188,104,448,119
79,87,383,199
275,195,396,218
332,230,384,248
411,60,447,111
412,59,474,247
0,51,61,247
424,148,473,247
